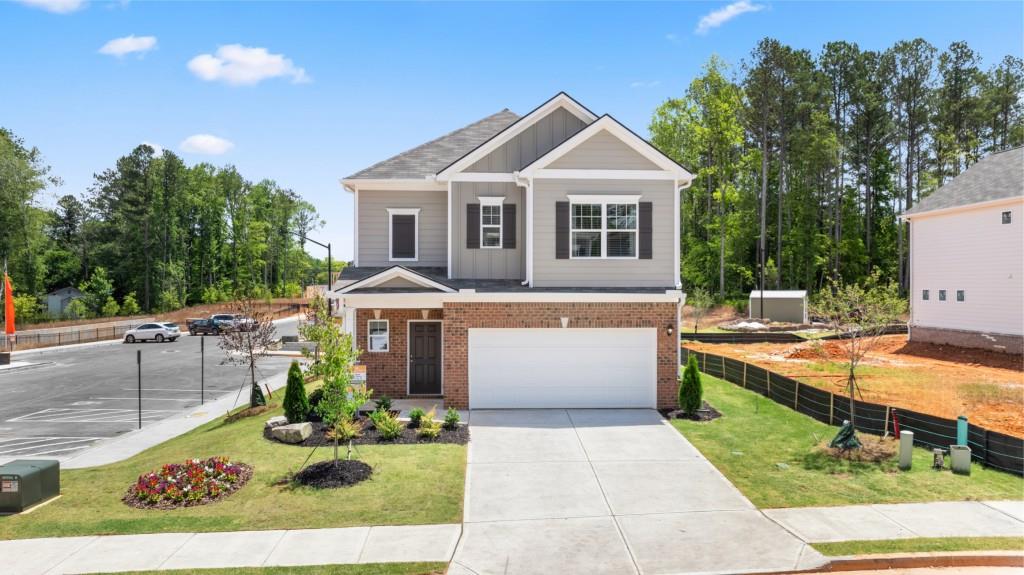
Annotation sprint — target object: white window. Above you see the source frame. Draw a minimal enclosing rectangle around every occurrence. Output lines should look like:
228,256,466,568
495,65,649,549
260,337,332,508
1002,211,1012,224
387,208,419,262
367,319,389,352
922,289,929,301
956,290,965,302
569,195,639,259
938,289,947,302
481,205,502,248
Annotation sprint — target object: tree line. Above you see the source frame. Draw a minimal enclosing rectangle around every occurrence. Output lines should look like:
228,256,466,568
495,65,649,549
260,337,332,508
650,38,1023,298
1,130,330,323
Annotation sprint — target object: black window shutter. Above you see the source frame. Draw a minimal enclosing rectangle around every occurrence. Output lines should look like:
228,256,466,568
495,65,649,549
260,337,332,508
391,215,416,259
639,201,653,259
466,204,480,249
555,201,569,259
503,204,517,249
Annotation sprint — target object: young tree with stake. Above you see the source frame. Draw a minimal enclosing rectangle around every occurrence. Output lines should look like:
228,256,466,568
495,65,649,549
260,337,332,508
218,296,278,408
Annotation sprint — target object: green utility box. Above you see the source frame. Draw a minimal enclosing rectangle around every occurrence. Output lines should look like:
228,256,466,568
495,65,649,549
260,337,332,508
0,459,60,513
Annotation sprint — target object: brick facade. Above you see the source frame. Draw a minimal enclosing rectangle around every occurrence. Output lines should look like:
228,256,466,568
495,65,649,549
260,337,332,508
355,308,444,399
441,301,680,409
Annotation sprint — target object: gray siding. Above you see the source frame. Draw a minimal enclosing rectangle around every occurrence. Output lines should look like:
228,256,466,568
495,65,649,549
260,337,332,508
357,189,447,267
532,179,677,288
468,108,588,172
748,297,806,324
452,182,524,280
548,130,660,170
376,276,426,289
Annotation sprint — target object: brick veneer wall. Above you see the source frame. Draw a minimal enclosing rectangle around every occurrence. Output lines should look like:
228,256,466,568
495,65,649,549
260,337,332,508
355,308,444,399
441,301,680,409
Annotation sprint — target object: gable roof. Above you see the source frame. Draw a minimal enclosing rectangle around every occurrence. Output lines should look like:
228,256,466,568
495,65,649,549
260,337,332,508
335,265,456,294
904,147,1024,217
345,109,519,180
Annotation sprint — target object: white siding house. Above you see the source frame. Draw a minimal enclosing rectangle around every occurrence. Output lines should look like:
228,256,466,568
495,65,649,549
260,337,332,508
903,147,1024,354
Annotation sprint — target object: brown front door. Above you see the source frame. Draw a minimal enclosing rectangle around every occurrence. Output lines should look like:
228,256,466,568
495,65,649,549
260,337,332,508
409,321,442,395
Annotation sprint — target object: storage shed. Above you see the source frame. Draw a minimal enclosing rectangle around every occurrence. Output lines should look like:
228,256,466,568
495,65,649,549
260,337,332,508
748,290,808,324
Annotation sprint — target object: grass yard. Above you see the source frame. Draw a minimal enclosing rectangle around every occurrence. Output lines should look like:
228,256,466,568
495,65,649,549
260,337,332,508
0,397,466,540
672,375,1024,508
813,537,1024,556
94,564,446,575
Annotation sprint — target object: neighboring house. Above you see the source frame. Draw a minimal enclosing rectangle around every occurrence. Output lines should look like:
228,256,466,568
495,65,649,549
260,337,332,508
46,287,83,317
902,146,1024,355
748,290,808,324
336,93,693,409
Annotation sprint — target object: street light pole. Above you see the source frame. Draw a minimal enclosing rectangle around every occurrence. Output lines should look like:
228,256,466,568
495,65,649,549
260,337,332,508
295,233,333,313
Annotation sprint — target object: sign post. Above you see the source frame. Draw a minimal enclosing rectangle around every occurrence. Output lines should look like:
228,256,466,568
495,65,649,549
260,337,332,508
137,349,142,429
200,336,205,405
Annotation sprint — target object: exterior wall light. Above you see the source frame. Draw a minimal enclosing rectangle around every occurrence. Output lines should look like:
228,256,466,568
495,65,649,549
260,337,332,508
667,324,674,337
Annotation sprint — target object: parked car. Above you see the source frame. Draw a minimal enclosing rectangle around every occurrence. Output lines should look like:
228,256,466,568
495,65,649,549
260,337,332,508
124,322,180,343
184,317,206,332
210,313,240,331
188,318,222,336
235,316,258,332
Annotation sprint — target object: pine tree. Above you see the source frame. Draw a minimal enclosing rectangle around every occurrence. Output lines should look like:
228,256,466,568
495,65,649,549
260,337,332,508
283,360,310,423
679,355,703,414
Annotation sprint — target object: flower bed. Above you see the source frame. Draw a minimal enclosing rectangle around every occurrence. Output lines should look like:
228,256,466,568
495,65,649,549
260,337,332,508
123,456,253,510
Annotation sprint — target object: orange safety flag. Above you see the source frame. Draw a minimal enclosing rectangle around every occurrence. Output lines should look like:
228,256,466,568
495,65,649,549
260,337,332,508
3,273,14,336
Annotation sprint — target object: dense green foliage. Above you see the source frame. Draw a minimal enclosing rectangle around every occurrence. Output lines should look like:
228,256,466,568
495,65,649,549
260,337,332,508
283,361,310,424
1,132,332,322
651,39,1023,296
679,354,703,414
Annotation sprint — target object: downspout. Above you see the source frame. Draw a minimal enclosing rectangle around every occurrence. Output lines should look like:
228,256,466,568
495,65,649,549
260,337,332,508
515,171,532,287
675,177,694,291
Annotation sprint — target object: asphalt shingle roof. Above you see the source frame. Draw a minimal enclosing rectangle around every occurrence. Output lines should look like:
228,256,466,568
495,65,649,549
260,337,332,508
345,109,519,180
905,147,1024,215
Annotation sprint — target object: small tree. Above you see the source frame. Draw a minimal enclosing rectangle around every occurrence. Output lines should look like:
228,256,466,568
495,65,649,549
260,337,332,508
688,287,714,333
810,271,905,442
219,296,278,408
679,354,703,414
101,296,120,317
120,292,141,316
78,267,114,317
282,360,309,423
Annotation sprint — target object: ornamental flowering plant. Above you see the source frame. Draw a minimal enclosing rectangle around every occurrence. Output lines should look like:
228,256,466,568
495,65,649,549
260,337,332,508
123,456,252,509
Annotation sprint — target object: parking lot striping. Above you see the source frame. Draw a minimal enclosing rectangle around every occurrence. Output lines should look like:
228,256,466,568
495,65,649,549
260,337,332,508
93,396,198,402
0,436,102,456
8,407,180,424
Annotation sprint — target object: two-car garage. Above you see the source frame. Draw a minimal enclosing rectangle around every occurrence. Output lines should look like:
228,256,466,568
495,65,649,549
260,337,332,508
467,328,659,409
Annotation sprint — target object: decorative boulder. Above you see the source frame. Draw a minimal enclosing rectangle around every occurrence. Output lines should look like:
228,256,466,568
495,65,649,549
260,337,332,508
264,416,288,430
272,422,312,444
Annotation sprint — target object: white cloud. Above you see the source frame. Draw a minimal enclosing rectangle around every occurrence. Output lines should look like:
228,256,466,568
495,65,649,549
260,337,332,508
665,33,680,44
16,0,85,13
141,141,163,156
630,80,662,89
179,134,234,155
99,35,157,58
187,44,309,86
695,0,766,35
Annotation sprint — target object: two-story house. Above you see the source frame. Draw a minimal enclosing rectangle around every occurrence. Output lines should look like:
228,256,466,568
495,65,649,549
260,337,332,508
335,93,693,409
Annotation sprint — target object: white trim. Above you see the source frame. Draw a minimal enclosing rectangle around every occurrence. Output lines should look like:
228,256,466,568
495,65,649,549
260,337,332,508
451,172,517,183
342,179,446,192
446,180,452,279
900,195,1024,220
525,177,534,287
479,198,504,249
407,319,443,396
386,208,420,262
534,169,678,180
367,318,390,353
336,266,456,294
436,93,598,179
568,198,640,260
478,196,506,206
354,188,360,267
518,117,693,181
340,289,683,309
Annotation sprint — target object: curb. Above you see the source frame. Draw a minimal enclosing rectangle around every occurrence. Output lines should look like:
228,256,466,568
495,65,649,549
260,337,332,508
784,551,1024,573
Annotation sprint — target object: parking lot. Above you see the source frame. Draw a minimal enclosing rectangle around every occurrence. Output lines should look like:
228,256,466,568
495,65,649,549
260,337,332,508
0,318,299,462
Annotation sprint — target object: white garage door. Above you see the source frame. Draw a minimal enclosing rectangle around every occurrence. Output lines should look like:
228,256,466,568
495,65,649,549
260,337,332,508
468,328,658,409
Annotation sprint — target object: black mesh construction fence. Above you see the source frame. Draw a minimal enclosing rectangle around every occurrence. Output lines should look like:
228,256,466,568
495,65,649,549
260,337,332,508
681,347,1024,476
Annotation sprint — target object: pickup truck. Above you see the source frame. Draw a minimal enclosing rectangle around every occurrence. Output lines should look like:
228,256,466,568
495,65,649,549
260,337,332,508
188,318,222,336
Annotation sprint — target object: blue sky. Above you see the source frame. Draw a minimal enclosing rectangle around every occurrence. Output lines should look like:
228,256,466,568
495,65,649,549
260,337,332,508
2,1,1022,262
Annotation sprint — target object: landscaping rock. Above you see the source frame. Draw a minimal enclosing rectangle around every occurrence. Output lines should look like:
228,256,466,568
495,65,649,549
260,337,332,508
264,416,288,430
272,422,312,444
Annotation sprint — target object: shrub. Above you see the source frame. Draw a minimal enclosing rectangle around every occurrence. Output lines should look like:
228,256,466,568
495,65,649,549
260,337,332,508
283,361,309,423
679,354,703,414
120,292,141,316
418,408,442,439
328,417,364,442
101,296,120,318
408,407,426,427
374,395,393,412
371,409,403,440
443,407,460,430
124,456,249,508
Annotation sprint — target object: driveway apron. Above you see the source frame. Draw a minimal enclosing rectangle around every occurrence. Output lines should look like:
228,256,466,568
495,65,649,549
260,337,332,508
452,409,826,575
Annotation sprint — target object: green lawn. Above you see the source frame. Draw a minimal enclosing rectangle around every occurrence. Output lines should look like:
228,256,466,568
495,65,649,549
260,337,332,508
671,374,1024,508
0,396,466,540
96,564,446,575
813,537,1024,556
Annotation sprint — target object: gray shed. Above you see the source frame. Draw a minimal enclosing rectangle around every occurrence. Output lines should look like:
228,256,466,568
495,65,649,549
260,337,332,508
748,290,808,324
47,287,83,316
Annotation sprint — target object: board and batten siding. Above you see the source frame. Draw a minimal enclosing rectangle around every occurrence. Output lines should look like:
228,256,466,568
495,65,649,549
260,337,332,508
910,199,1024,336
357,189,447,267
468,107,588,172
548,130,661,170
451,182,524,279
532,179,676,288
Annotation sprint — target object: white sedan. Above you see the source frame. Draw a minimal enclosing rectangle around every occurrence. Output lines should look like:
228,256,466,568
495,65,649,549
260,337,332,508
124,322,181,343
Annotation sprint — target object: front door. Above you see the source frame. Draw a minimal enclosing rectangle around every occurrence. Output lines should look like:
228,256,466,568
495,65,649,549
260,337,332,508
409,321,442,395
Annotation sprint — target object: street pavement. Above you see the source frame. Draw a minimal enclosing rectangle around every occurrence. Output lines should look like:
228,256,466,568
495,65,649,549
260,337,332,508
0,318,299,462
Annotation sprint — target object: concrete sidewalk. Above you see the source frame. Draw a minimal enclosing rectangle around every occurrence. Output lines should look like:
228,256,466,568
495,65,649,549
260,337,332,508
4,524,461,575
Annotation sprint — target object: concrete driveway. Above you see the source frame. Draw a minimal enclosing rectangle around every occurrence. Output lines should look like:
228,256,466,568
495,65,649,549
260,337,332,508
451,409,826,575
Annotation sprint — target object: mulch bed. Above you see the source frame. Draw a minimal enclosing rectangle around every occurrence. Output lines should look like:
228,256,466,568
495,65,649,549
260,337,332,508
122,463,253,510
265,420,470,447
293,460,373,488
660,401,722,422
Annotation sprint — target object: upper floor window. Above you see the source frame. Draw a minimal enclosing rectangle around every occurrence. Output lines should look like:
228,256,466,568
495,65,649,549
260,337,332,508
387,208,419,261
367,319,389,352
956,290,965,302
480,199,503,248
569,196,639,259
1003,211,1012,224
922,289,929,301
938,289,947,301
